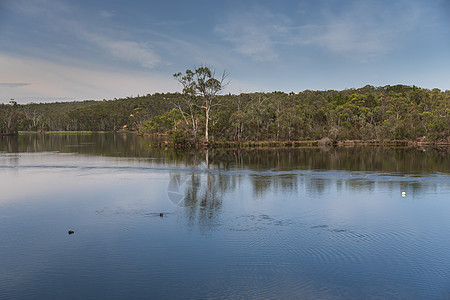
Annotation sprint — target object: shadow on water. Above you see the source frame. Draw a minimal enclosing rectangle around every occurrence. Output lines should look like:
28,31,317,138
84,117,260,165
1,133,449,173
167,150,224,232
2,133,449,209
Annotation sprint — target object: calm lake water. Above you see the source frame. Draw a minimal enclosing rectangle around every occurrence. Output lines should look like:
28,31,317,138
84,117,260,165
1,133,449,299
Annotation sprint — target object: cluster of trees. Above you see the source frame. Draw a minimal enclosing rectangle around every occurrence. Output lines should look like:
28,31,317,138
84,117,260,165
1,94,174,134
0,101,21,135
140,83,449,143
2,81,449,143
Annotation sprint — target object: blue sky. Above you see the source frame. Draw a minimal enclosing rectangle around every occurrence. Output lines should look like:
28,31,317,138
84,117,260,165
1,0,449,103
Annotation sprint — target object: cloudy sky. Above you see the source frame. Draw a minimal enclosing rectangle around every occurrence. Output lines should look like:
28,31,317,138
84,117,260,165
1,0,449,103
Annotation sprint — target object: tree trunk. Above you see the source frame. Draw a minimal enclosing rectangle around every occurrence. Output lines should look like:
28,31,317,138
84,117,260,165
205,105,209,143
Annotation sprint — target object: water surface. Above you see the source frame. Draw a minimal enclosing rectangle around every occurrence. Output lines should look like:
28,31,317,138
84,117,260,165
1,133,449,299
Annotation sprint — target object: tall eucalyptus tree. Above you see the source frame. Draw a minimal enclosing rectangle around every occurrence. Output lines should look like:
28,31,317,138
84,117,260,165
174,66,228,143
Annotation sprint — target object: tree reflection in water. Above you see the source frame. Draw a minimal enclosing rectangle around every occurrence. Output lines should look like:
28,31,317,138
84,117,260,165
168,150,223,231
3,133,449,222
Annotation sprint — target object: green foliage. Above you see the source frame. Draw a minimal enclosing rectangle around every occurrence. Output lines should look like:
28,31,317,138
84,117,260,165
138,108,182,134
170,129,188,145
4,85,449,143
174,66,228,143
0,102,24,135
8,94,179,132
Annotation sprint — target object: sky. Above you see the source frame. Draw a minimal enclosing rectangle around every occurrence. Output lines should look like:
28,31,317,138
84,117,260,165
0,0,449,103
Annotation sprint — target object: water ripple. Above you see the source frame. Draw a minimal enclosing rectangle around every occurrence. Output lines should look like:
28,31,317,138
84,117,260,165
1,163,449,183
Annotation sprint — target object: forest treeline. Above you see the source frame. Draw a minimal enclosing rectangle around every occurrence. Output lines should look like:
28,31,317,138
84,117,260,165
1,85,449,143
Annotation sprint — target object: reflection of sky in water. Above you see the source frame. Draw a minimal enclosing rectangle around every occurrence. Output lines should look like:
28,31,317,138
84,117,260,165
1,150,450,299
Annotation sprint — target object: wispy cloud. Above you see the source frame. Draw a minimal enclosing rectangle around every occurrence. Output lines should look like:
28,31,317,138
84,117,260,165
0,53,177,103
0,83,31,88
83,33,162,69
215,7,291,61
216,1,427,61
299,1,422,59
99,10,114,18
10,0,163,69
301,21,392,59
11,0,73,18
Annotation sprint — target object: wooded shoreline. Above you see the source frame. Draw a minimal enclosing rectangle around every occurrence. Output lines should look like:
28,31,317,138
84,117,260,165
2,84,449,145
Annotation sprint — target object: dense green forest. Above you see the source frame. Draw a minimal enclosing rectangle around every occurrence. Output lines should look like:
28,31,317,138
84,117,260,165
1,85,449,143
